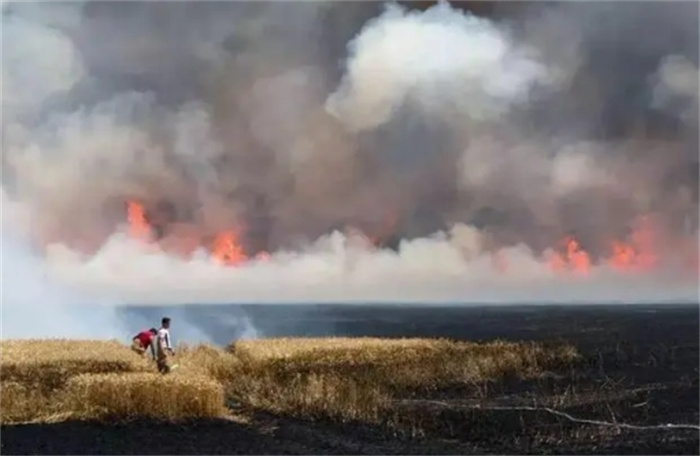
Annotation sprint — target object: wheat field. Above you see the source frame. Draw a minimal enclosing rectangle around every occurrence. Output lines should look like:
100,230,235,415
0,337,579,424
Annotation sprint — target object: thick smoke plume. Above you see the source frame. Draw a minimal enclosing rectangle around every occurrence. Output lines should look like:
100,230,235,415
2,1,698,339
326,2,552,131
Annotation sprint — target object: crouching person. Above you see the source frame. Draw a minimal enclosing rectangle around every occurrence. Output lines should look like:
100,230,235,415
131,328,157,359
156,317,176,374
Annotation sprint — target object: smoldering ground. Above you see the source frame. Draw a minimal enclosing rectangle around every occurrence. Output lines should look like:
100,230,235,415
1,1,698,324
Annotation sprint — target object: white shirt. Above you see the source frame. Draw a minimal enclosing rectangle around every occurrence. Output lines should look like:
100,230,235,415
157,328,172,352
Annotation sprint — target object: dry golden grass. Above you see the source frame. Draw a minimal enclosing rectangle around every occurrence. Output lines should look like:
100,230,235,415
231,337,578,383
226,337,580,421
0,341,229,424
0,337,579,425
0,381,51,424
0,339,152,393
174,343,241,383
65,373,225,420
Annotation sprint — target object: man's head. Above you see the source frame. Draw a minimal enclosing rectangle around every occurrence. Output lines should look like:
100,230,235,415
161,317,171,329
149,328,157,335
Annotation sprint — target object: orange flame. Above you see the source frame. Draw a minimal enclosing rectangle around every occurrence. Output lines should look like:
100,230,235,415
608,241,636,269
606,216,658,272
211,231,248,266
548,215,668,276
548,236,591,275
566,238,592,274
123,201,266,267
607,241,655,272
121,201,681,275
126,200,152,242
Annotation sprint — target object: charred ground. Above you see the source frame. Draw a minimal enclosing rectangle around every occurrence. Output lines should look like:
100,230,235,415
2,303,698,455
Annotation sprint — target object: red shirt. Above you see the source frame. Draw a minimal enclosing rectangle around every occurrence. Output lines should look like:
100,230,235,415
135,331,154,348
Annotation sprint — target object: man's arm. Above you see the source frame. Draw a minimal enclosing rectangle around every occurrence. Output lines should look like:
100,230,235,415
165,332,175,355
149,340,157,360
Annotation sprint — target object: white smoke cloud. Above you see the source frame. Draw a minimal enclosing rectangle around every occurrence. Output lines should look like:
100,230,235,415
548,143,617,196
650,54,699,125
32,223,697,305
0,204,121,339
325,1,552,131
2,6,84,123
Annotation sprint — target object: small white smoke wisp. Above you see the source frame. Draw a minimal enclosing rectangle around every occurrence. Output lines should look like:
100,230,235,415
325,1,552,132
221,313,260,341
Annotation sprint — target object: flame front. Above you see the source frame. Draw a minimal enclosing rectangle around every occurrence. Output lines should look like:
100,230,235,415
126,200,152,242
607,216,658,272
124,200,273,267
547,215,670,276
211,231,248,266
121,201,686,275
548,236,591,275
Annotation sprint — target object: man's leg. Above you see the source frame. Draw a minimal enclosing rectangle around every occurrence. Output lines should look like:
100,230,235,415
157,355,171,374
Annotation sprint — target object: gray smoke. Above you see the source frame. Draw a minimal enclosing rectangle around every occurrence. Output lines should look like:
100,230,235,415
1,1,698,340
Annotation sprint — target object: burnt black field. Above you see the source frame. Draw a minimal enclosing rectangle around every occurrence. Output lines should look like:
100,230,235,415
4,303,699,455
116,302,699,350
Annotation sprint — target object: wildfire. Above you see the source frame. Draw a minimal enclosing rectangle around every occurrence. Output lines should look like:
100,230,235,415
608,241,636,269
548,236,591,275
126,200,152,242
121,201,682,275
125,200,265,267
211,231,248,266
547,215,665,275
607,240,656,271
607,216,658,272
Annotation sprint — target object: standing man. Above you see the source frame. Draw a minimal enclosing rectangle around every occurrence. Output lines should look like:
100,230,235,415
156,317,176,374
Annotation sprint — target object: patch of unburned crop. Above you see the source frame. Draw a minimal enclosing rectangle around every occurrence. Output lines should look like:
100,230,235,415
226,337,579,422
65,372,226,420
0,339,152,393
